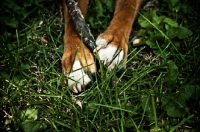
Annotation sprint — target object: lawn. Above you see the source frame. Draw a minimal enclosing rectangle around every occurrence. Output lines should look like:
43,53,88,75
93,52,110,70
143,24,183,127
0,0,200,131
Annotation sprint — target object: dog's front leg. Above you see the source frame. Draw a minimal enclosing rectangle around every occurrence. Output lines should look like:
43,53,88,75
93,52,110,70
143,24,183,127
62,0,96,93
95,0,143,69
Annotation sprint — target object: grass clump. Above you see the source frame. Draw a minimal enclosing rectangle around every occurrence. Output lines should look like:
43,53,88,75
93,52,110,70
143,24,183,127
0,0,200,131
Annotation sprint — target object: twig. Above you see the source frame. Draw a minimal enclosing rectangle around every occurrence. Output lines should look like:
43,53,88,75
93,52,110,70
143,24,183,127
65,0,95,53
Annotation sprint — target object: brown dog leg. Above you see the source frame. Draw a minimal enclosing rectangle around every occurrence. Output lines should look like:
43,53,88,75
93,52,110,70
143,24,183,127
95,0,143,69
62,0,96,93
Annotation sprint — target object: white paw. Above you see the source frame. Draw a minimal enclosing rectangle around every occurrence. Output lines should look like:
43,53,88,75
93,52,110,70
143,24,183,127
95,38,124,69
68,60,91,93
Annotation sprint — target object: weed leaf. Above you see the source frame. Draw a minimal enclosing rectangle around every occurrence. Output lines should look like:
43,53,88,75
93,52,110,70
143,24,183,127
177,27,193,39
22,45,35,53
162,95,186,117
100,0,114,12
138,17,150,28
18,109,38,121
166,60,179,85
170,0,179,7
21,121,47,132
96,0,104,18
181,85,195,100
163,17,178,27
1,17,18,28
20,64,31,70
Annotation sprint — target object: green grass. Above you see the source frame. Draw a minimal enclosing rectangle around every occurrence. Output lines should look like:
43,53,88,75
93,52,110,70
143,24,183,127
1,0,200,131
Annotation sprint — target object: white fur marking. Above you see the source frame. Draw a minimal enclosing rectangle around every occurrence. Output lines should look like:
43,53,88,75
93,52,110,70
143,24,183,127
77,83,82,92
108,50,124,69
96,38,107,46
68,60,91,92
95,38,124,70
98,45,117,64
72,86,78,93
94,38,107,52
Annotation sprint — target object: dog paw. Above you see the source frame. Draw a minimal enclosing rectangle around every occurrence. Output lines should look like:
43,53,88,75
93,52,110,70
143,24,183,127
94,34,127,70
62,46,96,93
67,60,92,93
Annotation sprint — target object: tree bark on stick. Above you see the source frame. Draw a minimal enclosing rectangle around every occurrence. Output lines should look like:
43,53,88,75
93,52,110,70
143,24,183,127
65,0,95,53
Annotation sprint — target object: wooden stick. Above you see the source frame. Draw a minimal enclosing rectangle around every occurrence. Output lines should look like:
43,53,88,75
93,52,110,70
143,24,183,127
65,0,95,53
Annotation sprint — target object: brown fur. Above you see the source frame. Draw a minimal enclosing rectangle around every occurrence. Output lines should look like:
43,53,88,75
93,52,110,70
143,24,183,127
62,0,143,88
